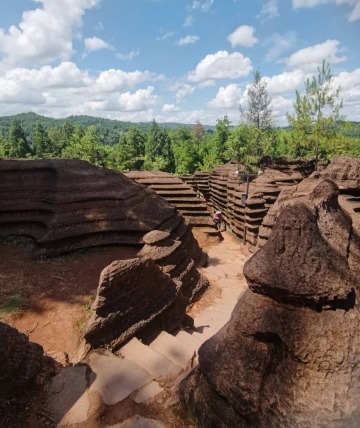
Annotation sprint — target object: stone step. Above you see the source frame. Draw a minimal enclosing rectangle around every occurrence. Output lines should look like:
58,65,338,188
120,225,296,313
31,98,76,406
88,353,152,406
119,337,182,381
149,331,195,369
134,381,163,404
175,330,205,351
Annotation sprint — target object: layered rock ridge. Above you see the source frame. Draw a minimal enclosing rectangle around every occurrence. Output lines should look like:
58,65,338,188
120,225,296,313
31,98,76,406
179,173,360,427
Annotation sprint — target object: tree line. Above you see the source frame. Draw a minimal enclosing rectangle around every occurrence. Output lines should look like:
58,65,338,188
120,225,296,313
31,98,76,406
0,62,359,174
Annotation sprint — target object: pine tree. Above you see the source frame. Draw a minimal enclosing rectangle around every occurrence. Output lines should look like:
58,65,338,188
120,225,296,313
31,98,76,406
241,71,273,130
8,119,31,158
287,61,344,167
33,122,52,158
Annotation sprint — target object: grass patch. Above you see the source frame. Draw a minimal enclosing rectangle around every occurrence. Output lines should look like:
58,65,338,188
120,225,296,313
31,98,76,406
0,291,24,318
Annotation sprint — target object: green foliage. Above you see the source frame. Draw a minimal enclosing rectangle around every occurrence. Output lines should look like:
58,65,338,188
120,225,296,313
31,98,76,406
33,122,54,158
212,115,231,163
287,61,345,163
7,119,31,158
0,103,358,175
0,291,24,318
144,120,174,172
171,127,200,174
241,70,273,130
226,125,259,171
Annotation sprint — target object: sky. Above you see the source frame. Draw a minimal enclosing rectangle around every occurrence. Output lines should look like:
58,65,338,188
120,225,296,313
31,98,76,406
0,0,359,126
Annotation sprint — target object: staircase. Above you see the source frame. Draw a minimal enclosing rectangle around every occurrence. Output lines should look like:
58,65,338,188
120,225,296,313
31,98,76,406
47,233,248,426
125,171,217,232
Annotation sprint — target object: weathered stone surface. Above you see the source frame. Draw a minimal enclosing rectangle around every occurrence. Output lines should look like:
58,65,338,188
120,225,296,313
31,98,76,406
0,159,179,256
180,176,360,427
47,365,90,426
84,258,188,348
143,230,170,245
258,155,360,247
107,415,166,428
88,353,152,406
0,321,44,399
1,160,209,348
126,170,216,229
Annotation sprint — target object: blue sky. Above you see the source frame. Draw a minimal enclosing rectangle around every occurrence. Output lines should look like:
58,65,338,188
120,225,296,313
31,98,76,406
0,0,359,125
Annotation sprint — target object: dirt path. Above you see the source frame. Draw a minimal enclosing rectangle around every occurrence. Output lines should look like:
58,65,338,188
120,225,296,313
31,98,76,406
0,239,138,359
45,231,250,427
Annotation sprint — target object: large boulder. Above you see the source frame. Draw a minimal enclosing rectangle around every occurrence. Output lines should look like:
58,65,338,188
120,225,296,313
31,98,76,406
0,322,44,399
180,177,360,427
84,258,188,348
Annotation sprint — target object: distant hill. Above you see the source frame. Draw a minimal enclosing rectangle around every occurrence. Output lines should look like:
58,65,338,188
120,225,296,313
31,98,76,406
0,112,215,145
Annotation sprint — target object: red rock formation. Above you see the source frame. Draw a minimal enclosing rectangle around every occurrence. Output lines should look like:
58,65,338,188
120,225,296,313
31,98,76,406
0,159,177,256
125,170,216,230
0,159,209,348
258,155,360,247
84,258,188,348
179,172,360,427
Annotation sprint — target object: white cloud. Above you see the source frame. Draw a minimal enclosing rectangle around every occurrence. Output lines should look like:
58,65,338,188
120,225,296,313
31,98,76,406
208,84,242,109
271,96,294,125
101,86,159,111
199,79,216,88
95,69,163,92
186,0,215,13
286,39,346,72
258,0,279,21
162,103,180,113
176,35,200,46
84,36,112,52
188,50,252,82
264,32,297,62
116,50,140,60
264,70,305,95
176,84,195,101
183,16,194,26
332,68,360,106
0,0,101,66
0,61,163,117
227,25,258,48
292,0,360,21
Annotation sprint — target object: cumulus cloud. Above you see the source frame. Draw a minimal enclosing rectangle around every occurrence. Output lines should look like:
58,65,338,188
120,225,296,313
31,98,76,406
264,70,305,95
188,50,252,82
264,31,297,62
0,0,101,66
292,0,360,22
332,68,360,105
175,84,195,101
286,39,346,72
258,0,279,21
227,25,258,48
162,103,180,113
0,62,163,117
95,68,163,92
84,36,113,52
271,96,294,125
208,84,242,109
101,86,159,111
176,35,200,45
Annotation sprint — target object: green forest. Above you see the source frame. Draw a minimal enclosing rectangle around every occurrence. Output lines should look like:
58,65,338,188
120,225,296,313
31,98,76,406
1,64,359,174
